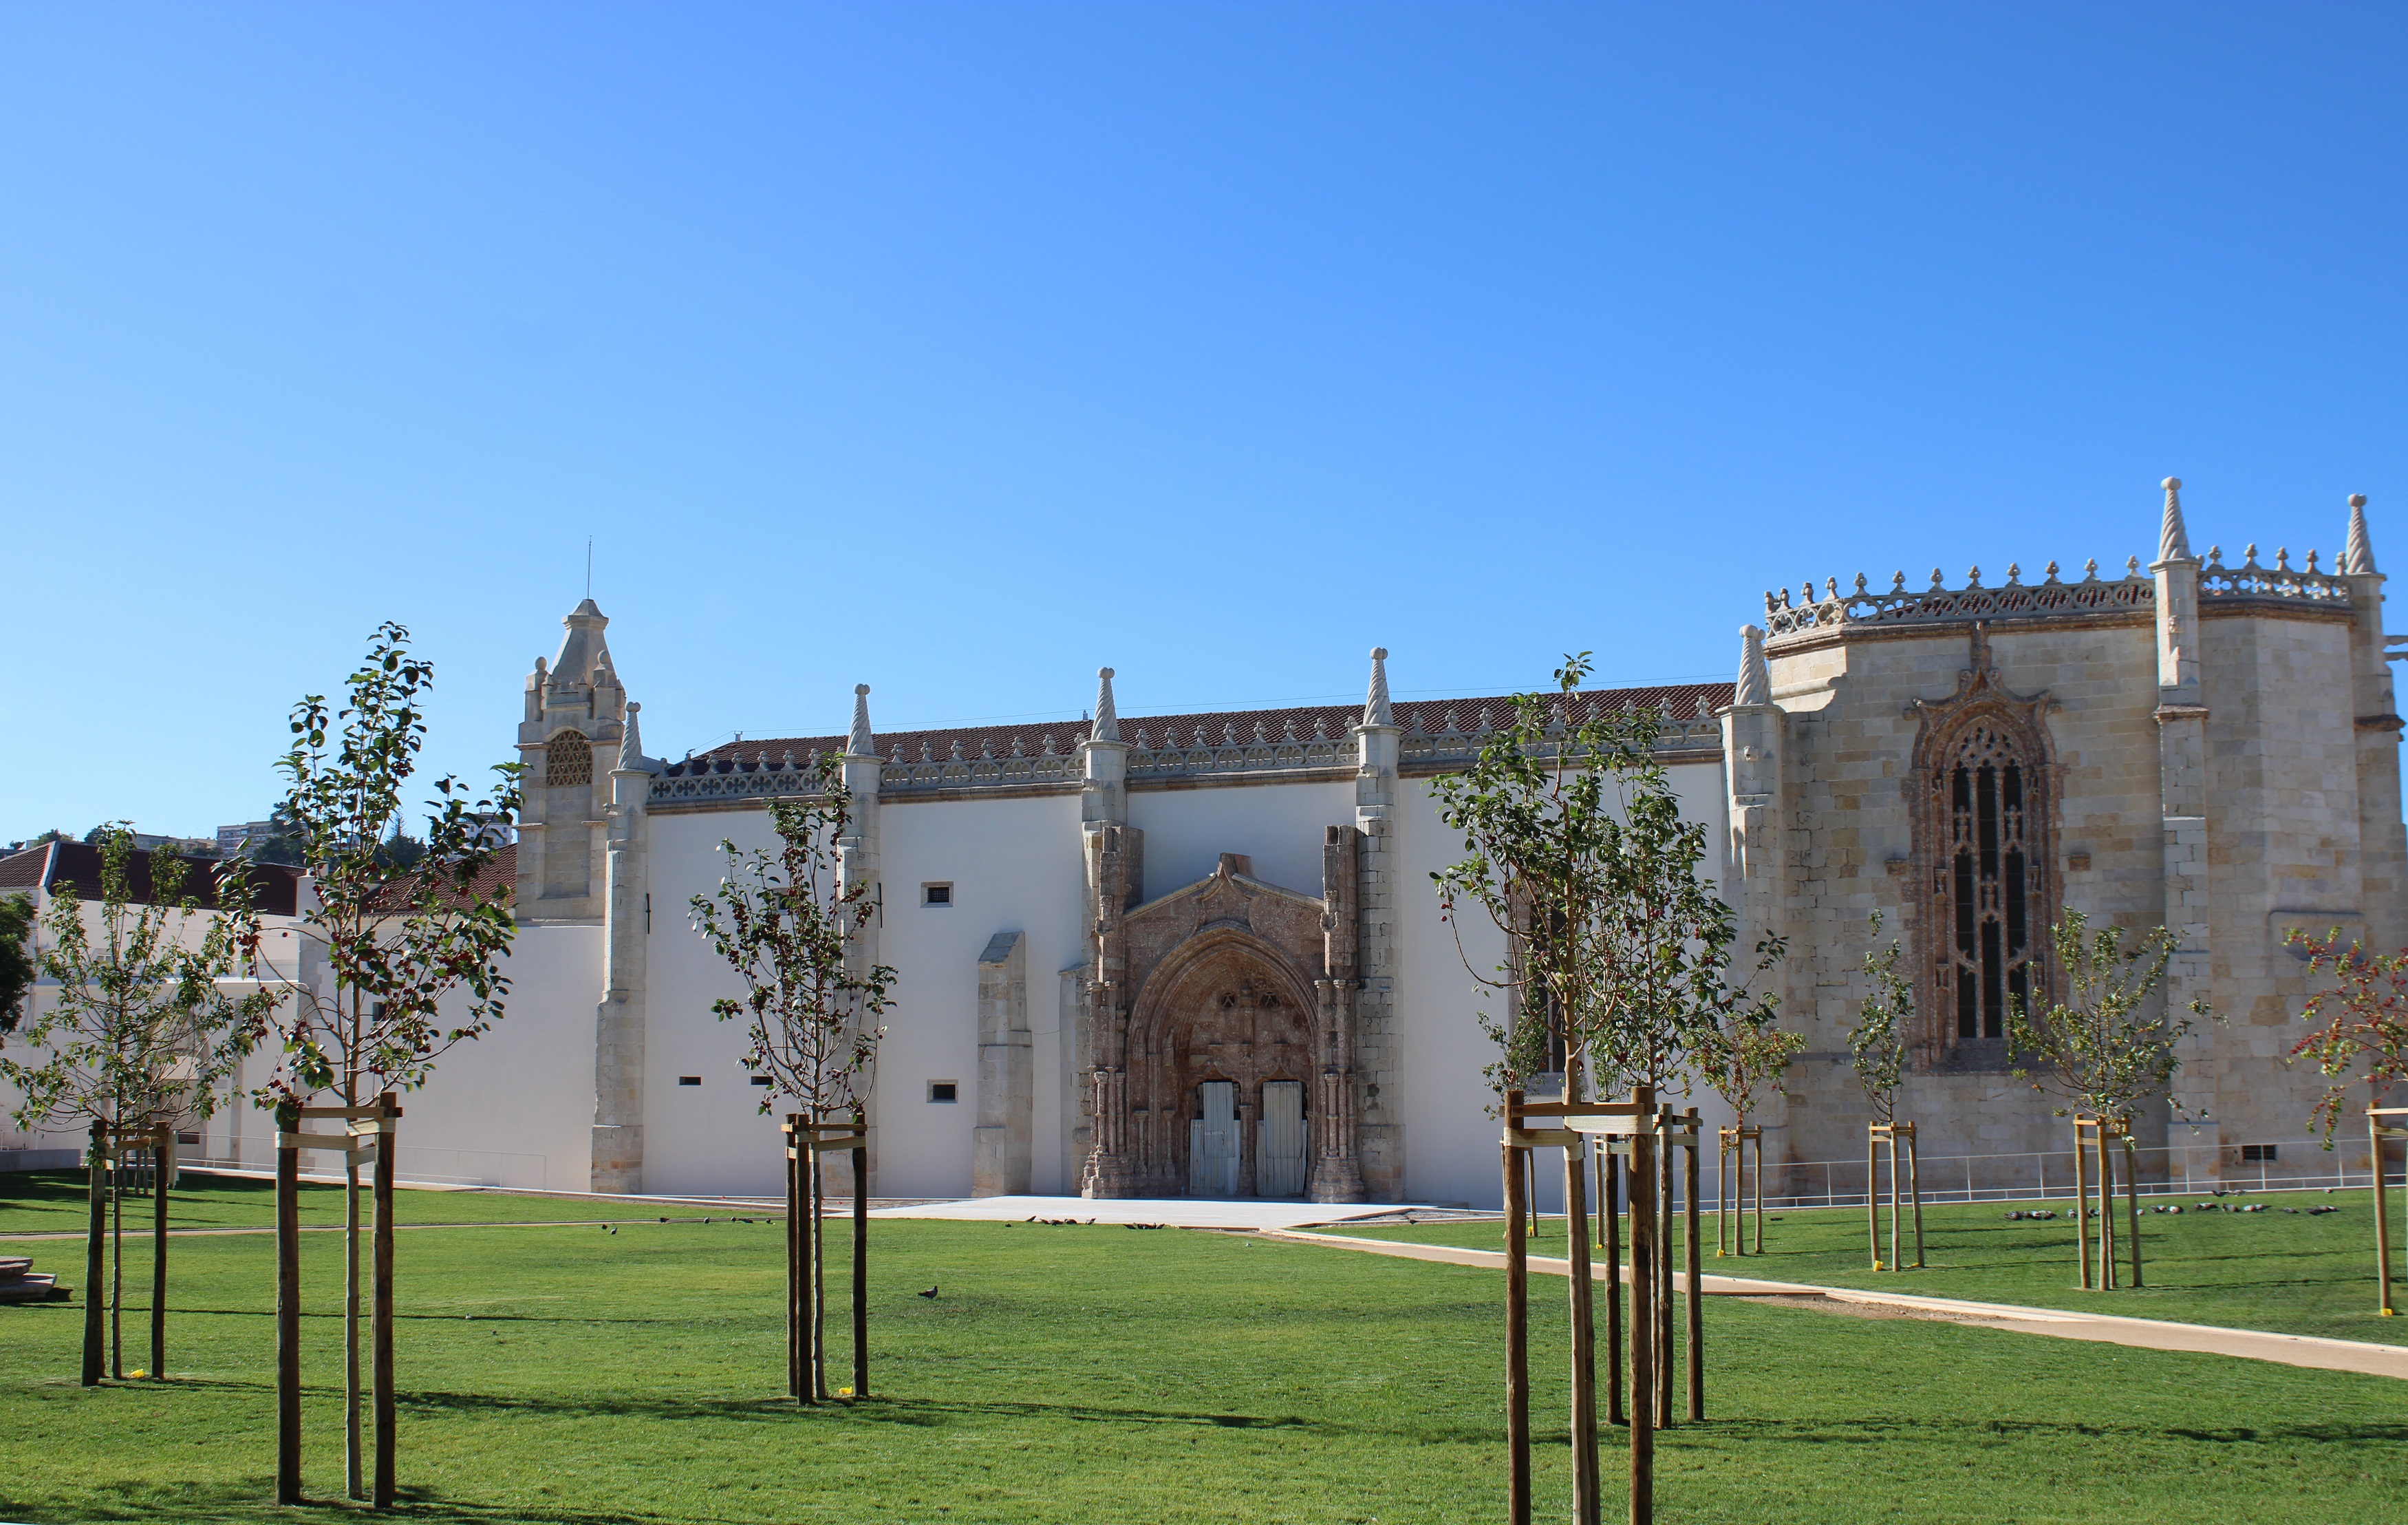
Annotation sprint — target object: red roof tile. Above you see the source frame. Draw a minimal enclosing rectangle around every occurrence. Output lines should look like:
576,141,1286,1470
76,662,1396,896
682,682,1736,771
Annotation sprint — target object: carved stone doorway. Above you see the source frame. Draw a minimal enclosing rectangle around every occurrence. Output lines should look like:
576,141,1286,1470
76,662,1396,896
1130,943,1315,1198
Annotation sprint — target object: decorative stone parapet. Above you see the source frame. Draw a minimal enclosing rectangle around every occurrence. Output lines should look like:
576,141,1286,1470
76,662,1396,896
2196,543,2354,610
1398,710,1721,769
1765,548,2354,643
1764,559,2156,639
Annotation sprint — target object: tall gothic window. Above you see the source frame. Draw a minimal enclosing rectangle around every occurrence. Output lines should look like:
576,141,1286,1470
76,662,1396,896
545,731,592,788
1935,721,2036,1043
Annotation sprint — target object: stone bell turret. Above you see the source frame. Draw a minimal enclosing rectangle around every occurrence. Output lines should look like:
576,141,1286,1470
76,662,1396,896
517,599,629,924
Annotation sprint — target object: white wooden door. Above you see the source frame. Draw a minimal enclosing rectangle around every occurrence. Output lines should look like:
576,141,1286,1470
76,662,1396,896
1258,1080,1307,1197
1190,1080,1240,1196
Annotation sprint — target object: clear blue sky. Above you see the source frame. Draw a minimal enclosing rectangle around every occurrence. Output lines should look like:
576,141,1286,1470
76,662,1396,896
3,3,2402,843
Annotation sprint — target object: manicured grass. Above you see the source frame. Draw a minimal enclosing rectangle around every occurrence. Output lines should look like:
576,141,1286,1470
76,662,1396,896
2,1213,2405,1523
0,1170,718,1236
1343,1189,2408,1346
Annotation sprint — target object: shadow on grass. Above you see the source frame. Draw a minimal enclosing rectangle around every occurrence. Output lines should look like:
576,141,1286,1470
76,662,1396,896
400,1385,1338,1436
0,1475,694,1524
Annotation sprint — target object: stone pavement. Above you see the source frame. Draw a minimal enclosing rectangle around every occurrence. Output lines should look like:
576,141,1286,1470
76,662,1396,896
870,1195,1435,1230
1260,1228,2408,1381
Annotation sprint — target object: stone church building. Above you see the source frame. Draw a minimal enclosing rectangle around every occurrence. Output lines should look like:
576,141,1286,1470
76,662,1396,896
158,481,2408,1206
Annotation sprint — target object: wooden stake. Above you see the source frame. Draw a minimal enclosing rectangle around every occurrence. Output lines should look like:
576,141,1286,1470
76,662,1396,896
2098,1129,2118,1292
1867,1126,1880,1270
1502,1116,1531,1525
1655,1108,1673,1431
785,1118,804,1400
2074,1119,2093,1290
151,1124,169,1381
1684,1108,1702,1424
83,1120,105,1387
852,1105,870,1401
1604,1143,1624,1427
1565,1141,1599,1525
275,1105,301,1505
1752,1127,1764,1254
110,1139,122,1380
373,1094,398,1511
2122,1133,2143,1290
1906,1124,1925,1268
2375,1110,2396,1318
1627,1095,1655,1525
810,1129,829,1401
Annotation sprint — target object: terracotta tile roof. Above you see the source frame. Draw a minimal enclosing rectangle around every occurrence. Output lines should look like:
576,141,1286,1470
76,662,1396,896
0,842,302,917
363,844,517,914
680,682,1736,771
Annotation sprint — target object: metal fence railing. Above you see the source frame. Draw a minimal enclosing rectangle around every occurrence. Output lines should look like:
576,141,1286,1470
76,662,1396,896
1710,1139,2398,1213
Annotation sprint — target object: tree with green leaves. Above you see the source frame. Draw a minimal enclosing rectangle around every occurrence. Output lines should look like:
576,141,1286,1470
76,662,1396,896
1432,653,1782,1522
0,893,36,1035
1851,909,1924,1268
2008,909,2213,1288
691,765,894,1405
1431,654,1783,1107
2284,928,2408,1138
241,621,522,1500
1850,911,1914,1127
0,825,274,1381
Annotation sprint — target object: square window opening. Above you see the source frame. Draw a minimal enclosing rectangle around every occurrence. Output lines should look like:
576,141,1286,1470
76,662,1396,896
923,883,953,907
2240,1143,2277,1162
927,1080,959,1104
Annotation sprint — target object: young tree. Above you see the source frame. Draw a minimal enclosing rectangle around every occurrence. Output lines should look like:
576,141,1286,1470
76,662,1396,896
0,827,273,1381
0,892,35,1034
2286,929,2408,1137
1432,654,1782,1106
1851,910,1922,1268
1432,654,1782,1520
242,621,521,1500
2008,909,2213,1287
691,767,894,1405
1850,911,1913,1126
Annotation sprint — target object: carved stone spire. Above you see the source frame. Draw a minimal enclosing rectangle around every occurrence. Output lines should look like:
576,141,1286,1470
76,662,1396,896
615,701,659,774
1362,647,1394,728
1734,624,1772,707
2158,476,2193,564
2345,493,2376,575
1092,667,1120,743
846,683,875,758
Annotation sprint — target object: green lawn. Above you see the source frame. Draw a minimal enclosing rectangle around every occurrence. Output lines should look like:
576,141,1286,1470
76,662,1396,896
0,1169,731,1235
1342,1190,2407,1346
2,1201,2405,1523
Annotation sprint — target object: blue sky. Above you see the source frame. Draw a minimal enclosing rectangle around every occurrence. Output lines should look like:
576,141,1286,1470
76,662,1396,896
2,3,2401,842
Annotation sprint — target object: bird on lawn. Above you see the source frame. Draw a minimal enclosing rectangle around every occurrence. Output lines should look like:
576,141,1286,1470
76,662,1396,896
918,1286,939,1299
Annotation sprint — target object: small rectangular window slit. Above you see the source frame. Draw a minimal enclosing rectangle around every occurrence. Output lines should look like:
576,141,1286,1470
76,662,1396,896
927,1080,959,1104
922,883,952,907
678,1076,701,1087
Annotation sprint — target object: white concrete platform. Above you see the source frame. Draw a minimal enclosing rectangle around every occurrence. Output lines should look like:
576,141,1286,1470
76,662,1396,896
868,1195,1432,1230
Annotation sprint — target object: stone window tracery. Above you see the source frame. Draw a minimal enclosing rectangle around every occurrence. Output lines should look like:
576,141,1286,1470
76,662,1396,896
1937,721,2036,1042
546,731,592,788
1904,630,2058,1068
